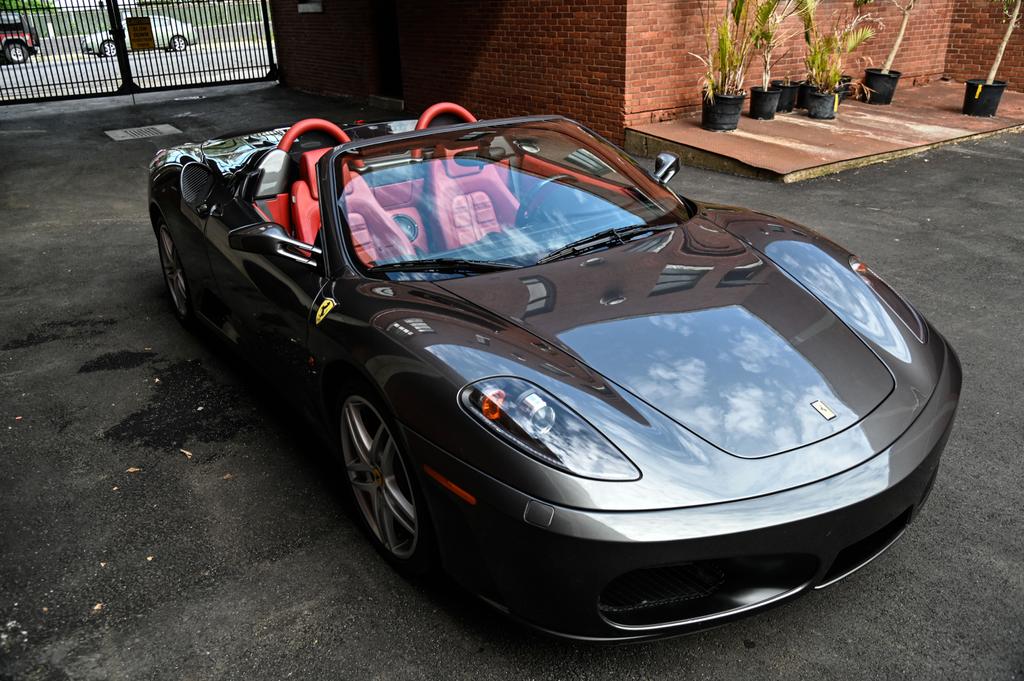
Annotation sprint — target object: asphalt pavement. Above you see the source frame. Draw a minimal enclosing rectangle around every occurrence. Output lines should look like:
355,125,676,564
0,83,1022,680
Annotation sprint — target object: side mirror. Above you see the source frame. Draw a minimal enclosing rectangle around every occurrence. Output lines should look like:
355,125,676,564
180,161,216,211
228,222,321,268
652,151,681,185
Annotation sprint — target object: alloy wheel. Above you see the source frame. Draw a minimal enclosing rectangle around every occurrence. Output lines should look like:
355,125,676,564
341,396,418,559
101,41,116,57
158,225,189,318
170,36,187,51
8,45,26,63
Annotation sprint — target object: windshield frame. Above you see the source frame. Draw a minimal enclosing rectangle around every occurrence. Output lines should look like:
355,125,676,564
321,115,695,279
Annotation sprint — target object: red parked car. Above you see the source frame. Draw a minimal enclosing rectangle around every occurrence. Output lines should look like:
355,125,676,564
1,12,41,64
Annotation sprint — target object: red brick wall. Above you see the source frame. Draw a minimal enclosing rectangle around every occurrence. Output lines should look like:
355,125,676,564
624,0,955,127
267,0,381,97
395,0,629,142
267,0,1015,138
946,0,1024,89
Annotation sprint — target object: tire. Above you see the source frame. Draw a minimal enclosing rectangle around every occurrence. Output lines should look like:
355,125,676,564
155,222,195,326
336,383,437,575
168,35,188,52
99,40,116,58
4,42,29,64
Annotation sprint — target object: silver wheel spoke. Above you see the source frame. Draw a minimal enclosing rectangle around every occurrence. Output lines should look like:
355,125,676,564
383,483,416,535
341,396,418,559
373,489,398,550
344,405,374,467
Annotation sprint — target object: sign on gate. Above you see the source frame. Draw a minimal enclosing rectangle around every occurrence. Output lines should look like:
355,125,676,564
126,16,156,51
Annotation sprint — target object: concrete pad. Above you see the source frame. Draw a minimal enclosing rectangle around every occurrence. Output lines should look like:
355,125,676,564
625,80,1024,182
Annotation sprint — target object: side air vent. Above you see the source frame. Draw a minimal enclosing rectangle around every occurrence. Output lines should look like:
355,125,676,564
180,161,215,210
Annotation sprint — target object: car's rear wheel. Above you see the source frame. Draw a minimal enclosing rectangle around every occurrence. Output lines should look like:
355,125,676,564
99,40,116,58
338,389,435,573
168,35,188,52
4,42,28,64
156,223,194,325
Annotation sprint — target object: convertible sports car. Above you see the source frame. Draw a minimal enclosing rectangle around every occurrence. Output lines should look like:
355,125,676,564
148,102,961,641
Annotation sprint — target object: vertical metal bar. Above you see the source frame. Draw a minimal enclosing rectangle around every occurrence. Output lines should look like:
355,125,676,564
259,0,277,79
104,0,134,95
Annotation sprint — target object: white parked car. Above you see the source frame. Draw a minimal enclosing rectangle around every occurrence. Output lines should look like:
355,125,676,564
81,15,198,57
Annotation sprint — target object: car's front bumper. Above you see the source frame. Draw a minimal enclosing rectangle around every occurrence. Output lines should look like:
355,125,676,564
407,342,961,641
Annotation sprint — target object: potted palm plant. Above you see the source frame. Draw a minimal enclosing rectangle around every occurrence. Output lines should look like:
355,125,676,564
857,0,917,104
692,0,759,131
963,0,1021,116
802,7,876,120
751,0,804,118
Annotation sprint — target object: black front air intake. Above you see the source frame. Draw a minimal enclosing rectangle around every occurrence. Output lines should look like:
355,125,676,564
600,562,726,614
599,555,818,627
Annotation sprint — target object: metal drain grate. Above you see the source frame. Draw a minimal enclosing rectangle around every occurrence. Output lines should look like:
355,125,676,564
105,124,182,141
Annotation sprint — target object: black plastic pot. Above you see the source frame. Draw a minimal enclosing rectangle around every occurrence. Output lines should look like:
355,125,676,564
962,79,1007,117
806,90,840,120
749,87,781,120
772,80,800,112
863,68,901,105
796,82,814,109
701,92,746,131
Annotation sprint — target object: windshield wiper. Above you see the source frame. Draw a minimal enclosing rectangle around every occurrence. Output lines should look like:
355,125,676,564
537,223,676,265
367,258,520,275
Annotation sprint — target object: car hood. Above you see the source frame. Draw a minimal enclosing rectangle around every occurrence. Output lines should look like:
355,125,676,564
437,218,894,459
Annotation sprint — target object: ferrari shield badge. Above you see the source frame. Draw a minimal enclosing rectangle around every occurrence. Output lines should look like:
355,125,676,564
315,298,336,325
810,399,837,421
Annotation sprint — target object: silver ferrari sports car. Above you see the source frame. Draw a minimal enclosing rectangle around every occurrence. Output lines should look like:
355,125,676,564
148,102,961,641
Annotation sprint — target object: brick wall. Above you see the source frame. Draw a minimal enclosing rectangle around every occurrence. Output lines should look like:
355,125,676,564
395,0,629,142
267,0,1015,139
267,0,381,98
624,0,955,127
946,0,1024,89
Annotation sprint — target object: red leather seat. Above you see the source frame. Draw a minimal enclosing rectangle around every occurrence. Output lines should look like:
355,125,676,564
429,156,519,250
290,148,332,245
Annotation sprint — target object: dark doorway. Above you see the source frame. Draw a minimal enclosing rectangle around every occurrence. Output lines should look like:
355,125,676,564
371,0,403,99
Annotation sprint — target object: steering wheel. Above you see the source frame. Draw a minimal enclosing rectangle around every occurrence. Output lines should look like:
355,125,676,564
516,174,574,225
415,102,477,130
277,118,351,152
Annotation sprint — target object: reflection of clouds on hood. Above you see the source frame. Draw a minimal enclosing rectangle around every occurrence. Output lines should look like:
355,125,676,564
558,304,868,457
650,314,694,336
731,327,785,374
771,242,910,363
633,358,707,403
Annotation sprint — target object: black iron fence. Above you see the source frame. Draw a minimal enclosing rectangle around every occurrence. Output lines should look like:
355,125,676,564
1,0,276,104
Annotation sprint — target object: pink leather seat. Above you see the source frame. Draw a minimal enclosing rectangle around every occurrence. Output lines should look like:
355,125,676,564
372,178,430,253
342,173,416,266
429,156,519,250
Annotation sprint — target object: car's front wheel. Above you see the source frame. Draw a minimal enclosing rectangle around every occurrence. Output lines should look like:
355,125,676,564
3,42,28,64
338,388,436,574
99,40,116,58
168,35,188,52
156,222,195,326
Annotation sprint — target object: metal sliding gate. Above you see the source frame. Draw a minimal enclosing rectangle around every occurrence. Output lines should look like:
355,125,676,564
1,0,277,104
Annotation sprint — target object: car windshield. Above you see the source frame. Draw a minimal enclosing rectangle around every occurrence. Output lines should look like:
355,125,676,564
333,119,691,274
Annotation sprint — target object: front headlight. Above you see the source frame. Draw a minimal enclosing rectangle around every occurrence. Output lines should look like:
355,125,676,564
460,377,640,481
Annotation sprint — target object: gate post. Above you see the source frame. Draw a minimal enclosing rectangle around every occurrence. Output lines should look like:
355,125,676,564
259,0,278,80
103,0,139,95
